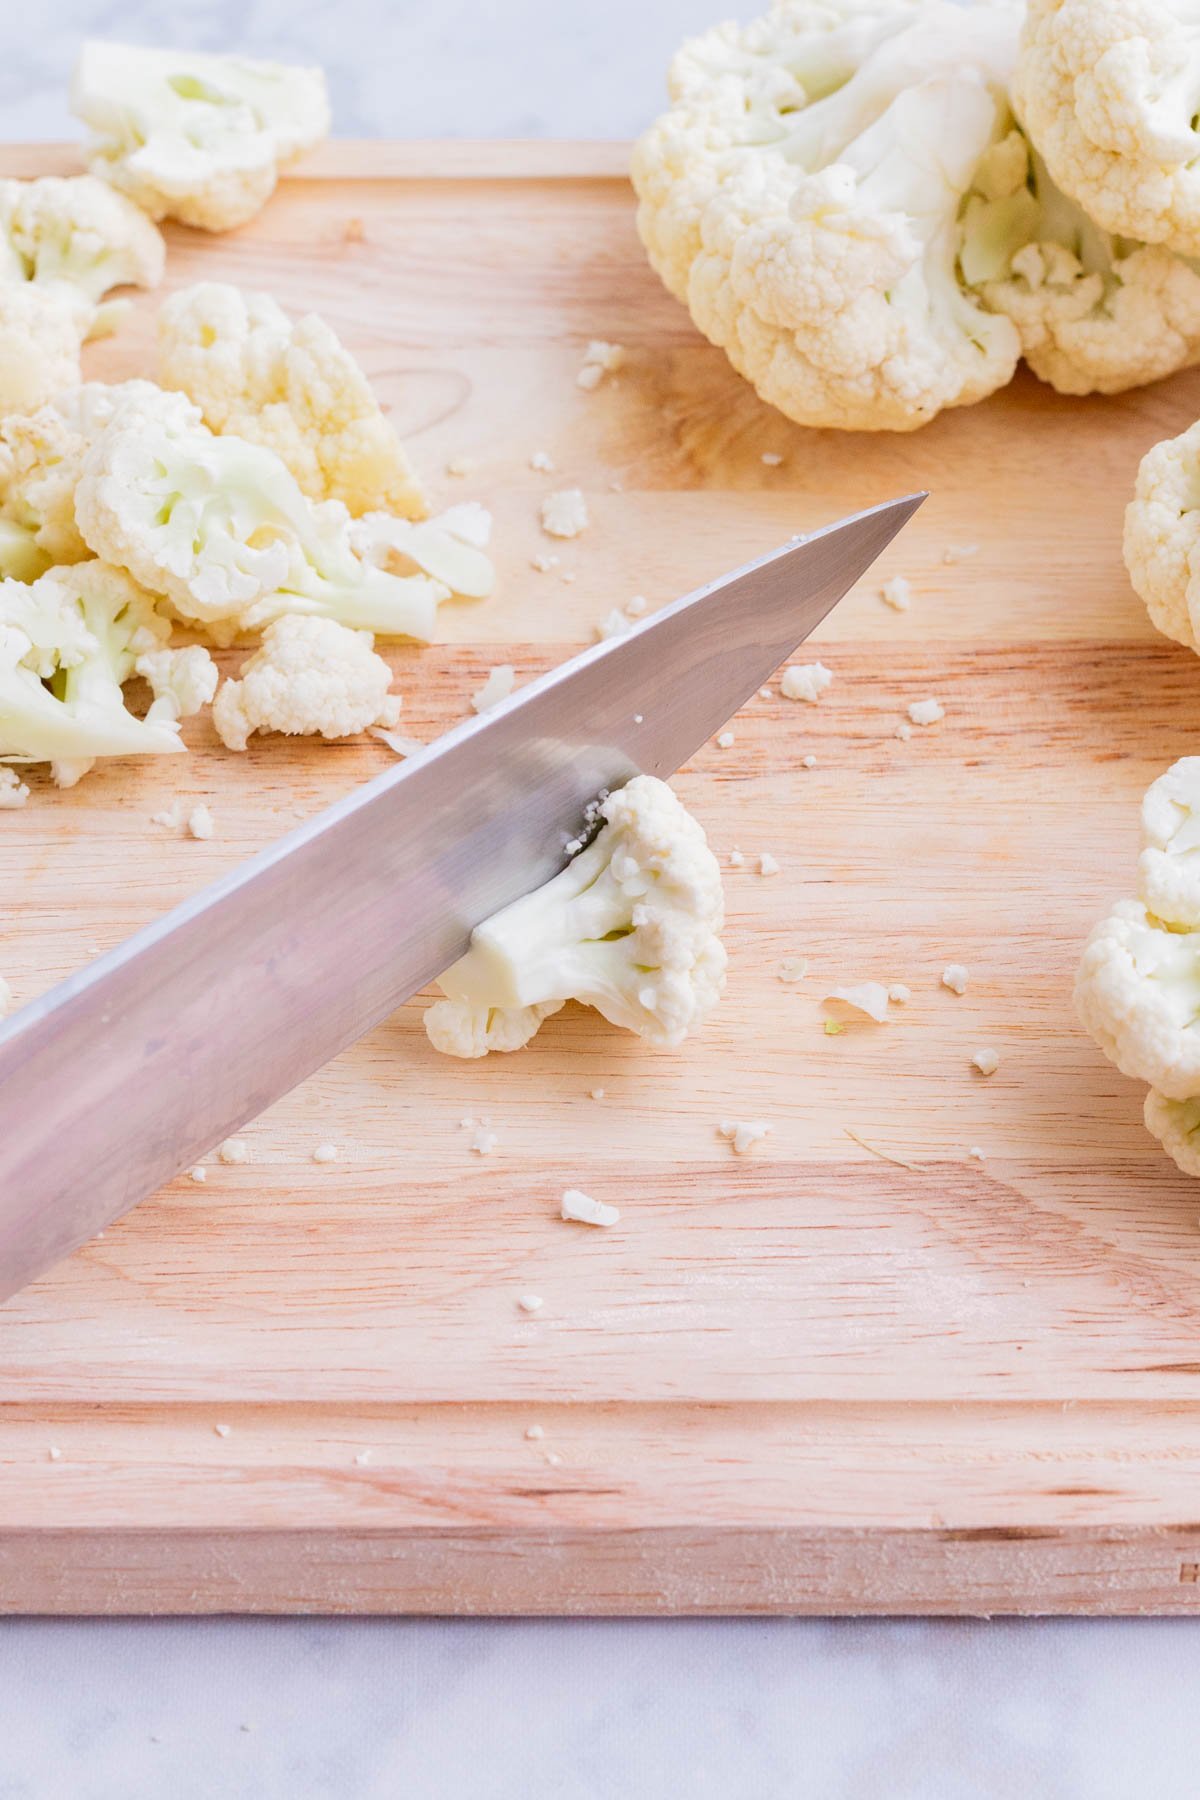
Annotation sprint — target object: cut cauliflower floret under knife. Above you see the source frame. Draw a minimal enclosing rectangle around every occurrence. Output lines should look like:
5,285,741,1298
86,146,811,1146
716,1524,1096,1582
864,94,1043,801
212,615,401,750
1014,0,1200,260
158,283,427,519
73,413,487,645
0,561,210,786
425,775,726,1058
71,40,331,233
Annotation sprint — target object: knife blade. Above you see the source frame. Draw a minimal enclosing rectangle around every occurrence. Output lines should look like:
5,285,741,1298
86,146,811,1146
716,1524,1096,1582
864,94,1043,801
0,491,923,1299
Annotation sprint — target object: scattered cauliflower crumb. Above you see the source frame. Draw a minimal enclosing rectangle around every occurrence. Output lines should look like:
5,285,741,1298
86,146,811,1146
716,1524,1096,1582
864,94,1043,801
888,983,912,1005
0,767,29,808
881,576,912,611
469,1124,499,1155
354,1449,371,1466
577,340,625,390
908,699,945,726
758,852,780,876
529,450,555,473
561,1186,620,1227
312,1143,338,1164
718,1119,771,1155
972,1048,1000,1076
151,801,183,829
372,727,424,758
943,544,979,564
824,1020,845,1037
780,662,832,704
589,1087,605,1100
187,1165,207,1183
626,595,647,617
824,982,890,1023
596,608,632,641
187,804,214,841
471,665,516,714
545,1451,563,1467
942,964,970,996
968,1146,987,1160
531,552,560,573
213,1423,231,1439
525,1424,545,1441
561,569,576,584
778,957,808,982
517,1294,544,1314
761,451,784,467
445,455,477,477
801,754,816,769
729,850,745,868
218,1138,249,1165
716,731,735,749
895,722,913,742
48,1446,62,1462
541,488,589,539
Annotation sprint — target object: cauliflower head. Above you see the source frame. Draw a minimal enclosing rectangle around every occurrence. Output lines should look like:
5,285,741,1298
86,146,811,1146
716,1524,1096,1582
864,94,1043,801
1124,417,1200,651
158,283,427,519
74,411,459,645
1014,0,1200,259
71,40,331,233
212,615,401,750
425,775,726,1058
631,0,1026,431
0,560,200,786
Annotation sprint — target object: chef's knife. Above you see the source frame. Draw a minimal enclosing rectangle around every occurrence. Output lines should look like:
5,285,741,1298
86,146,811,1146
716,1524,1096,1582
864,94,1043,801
0,492,923,1300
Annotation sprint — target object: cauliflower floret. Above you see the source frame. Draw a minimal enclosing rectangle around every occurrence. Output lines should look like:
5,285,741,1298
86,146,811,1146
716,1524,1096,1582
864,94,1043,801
157,283,426,519
1144,1089,1200,1178
349,502,495,600
1124,418,1200,653
74,412,455,646
1075,897,1200,1100
424,775,726,1058
0,174,164,303
632,1,1025,431
1138,758,1200,928
0,283,94,420
0,561,185,785
71,40,331,233
1014,0,1200,258
211,615,401,750
135,645,218,724
51,377,201,440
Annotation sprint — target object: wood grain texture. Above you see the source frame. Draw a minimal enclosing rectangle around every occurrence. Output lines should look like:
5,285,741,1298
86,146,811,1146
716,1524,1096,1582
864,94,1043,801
3,143,1200,1615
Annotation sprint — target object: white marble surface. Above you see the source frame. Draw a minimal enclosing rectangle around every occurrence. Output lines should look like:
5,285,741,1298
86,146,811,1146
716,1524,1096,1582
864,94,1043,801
0,3,1191,1796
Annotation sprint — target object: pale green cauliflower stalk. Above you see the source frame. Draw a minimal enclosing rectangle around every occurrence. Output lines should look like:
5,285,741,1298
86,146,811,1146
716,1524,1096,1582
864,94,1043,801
1015,0,1200,259
74,409,491,645
1124,417,1200,651
71,41,331,233
0,561,214,787
425,775,727,1059
634,0,1200,429
157,283,427,519
212,615,401,750
1076,757,1200,1175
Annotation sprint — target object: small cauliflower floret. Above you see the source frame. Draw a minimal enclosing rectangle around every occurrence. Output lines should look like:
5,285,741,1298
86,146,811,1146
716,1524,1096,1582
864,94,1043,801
135,645,218,724
0,561,184,786
1144,1089,1200,1178
1138,758,1200,928
780,661,832,703
211,616,400,750
633,1,1025,431
0,174,164,304
1075,898,1200,1100
74,413,452,645
1124,419,1200,653
424,775,727,1059
71,41,331,233
1014,0,1200,259
157,283,426,519
0,284,93,420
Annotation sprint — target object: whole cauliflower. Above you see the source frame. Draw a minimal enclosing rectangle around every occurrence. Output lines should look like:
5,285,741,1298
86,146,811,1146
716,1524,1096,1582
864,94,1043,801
74,410,484,645
1014,0,1200,258
0,561,210,787
71,41,331,233
212,615,401,750
425,775,726,1058
158,284,427,519
1123,418,1200,651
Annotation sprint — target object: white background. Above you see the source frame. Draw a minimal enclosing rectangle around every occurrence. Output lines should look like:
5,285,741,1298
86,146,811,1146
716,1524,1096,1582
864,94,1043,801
3,3,1198,1796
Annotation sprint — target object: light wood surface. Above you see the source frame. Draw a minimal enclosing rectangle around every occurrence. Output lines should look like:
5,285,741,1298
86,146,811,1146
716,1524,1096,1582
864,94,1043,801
4,141,1200,1615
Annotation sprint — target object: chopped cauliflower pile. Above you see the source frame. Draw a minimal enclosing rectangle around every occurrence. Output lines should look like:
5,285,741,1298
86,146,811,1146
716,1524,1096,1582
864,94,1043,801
633,0,1200,432
1076,759,1200,1177
424,775,726,1058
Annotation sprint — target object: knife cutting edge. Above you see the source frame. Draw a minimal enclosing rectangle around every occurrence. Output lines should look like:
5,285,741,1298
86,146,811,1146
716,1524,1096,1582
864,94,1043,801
0,491,924,1299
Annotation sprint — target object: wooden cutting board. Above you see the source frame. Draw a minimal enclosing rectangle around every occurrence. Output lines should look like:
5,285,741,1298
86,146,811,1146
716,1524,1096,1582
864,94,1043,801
5,140,1200,1616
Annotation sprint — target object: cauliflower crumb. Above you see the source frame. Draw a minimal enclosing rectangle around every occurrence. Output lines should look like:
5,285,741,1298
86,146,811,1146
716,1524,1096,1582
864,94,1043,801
761,451,784,467
214,1423,231,1439
729,850,745,868
888,983,912,1005
561,569,576,584
577,340,625,389
943,544,979,564
971,1048,1000,1076
561,1186,620,1227
895,722,913,742
0,767,29,808
47,1446,62,1462
718,1119,771,1155
151,801,184,830
625,595,647,617
471,665,516,714
778,957,808,982
529,450,555,473
942,964,969,996
525,1424,545,1441
541,489,589,539
908,699,945,726
881,575,912,611
517,1294,544,1314
188,1165,207,1183
824,1020,845,1037
372,727,424,758
470,1124,499,1155
758,852,780,876
780,662,833,704
717,731,735,749
801,754,817,770
218,1138,249,1165
187,804,214,841
824,982,890,1023
531,552,560,573
759,687,771,699
968,1146,987,1160
312,1142,338,1164
596,608,632,641
445,455,477,478
589,1088,606,1100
